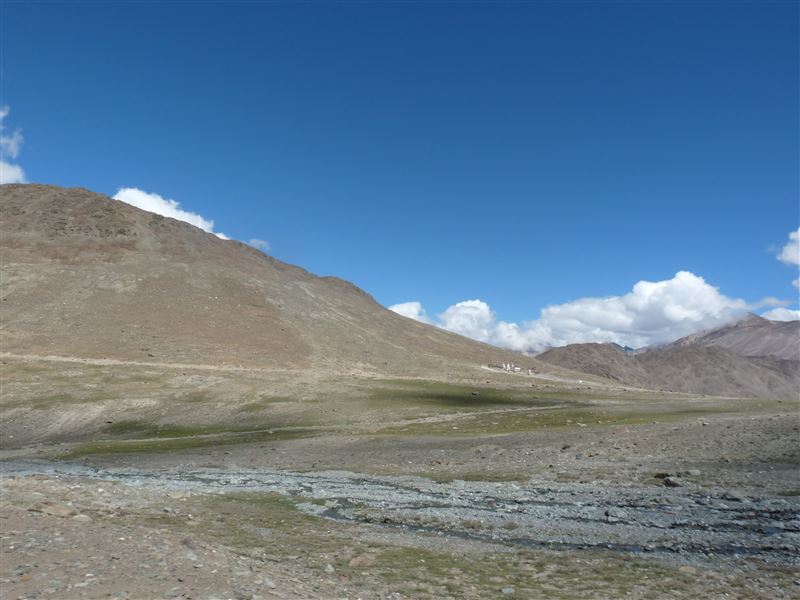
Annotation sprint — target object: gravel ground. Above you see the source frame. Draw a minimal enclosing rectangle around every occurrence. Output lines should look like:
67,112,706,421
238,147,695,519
1,383,798,599
4,460,800,566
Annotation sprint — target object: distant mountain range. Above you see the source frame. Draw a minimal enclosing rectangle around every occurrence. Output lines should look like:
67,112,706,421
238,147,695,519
537,315,799,399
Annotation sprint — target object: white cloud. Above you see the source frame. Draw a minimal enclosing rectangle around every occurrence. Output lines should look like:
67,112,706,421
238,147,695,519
388,301,432,324
755,296,789,308
778,228,800,266
793,279,799,290
392,271,751,352
113,187,228,239
0,106,26,183
761,307,800,321
438,299,495,339
248,238,270,252
0,161,26,185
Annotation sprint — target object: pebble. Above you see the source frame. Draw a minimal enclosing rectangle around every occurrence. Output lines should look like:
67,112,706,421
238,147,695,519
605,508,626,523
722,491,746,502
348,554,375,567
260,577,276,589
677,469,701,477
39,503,76,517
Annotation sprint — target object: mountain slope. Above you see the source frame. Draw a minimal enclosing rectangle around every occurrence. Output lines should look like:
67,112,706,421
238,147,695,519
534,343,652,387
1,184,548,377
636,346,798,399
538,342,799,399
664,314,800,361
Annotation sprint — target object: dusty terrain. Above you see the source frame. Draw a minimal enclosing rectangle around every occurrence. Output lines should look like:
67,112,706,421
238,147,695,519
2,355,799,599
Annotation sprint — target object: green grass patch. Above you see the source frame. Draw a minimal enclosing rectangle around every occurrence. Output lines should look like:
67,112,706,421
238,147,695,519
58,427,318,459
102,420,248,438
375,403,743,437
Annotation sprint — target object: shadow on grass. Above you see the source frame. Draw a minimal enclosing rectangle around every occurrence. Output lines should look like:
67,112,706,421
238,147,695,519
368,380,582,410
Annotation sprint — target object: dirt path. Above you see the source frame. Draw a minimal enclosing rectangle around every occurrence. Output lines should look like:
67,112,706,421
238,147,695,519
0,352,274,373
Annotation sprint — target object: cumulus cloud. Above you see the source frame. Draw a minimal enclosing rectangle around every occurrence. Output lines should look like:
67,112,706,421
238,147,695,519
778,228,800,266
438,300,496,339
0,162,25,185
248,238,271,252
761,307,800,321
0,106,26,184
388,301,432,324
391,271,751,352
113,187,229,239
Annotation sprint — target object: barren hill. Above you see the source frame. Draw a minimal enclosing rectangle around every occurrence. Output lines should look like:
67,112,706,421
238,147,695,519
665,313,800,361
0,184,547,377
534,343,652,387
538,338,799,399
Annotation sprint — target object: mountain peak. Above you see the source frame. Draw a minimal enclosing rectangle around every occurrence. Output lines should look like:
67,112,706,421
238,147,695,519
0,183,547,376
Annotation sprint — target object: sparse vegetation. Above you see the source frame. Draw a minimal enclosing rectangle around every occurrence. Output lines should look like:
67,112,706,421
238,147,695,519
59,427,318,458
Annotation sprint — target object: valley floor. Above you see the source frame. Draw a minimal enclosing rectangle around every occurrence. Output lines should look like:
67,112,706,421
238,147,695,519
1,356,798,599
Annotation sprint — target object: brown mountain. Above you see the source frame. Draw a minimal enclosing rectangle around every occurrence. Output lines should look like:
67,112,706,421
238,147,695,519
534,343,652,387
664,314,800,361
1,184,553,377
538,337,799,400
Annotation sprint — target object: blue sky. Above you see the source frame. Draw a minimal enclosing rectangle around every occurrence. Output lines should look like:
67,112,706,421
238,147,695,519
2,1,798,349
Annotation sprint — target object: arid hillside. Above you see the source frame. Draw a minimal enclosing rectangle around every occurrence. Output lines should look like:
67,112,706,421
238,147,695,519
0,184,557,377
538,332,799,399
665,313,800,361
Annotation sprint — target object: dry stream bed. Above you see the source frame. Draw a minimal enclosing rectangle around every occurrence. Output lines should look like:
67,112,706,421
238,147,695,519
4,459,800,565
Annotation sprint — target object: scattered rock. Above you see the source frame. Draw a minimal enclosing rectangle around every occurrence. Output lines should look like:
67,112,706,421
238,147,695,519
663,477,683,488
323,563,335,574
348,554,375,567
38,503,76,517
500,587,515,594
605,508,627,523
722,491,746,502
72,514,92,523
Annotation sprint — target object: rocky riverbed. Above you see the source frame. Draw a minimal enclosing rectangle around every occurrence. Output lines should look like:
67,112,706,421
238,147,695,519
2,457,800,600
4,460,800,567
